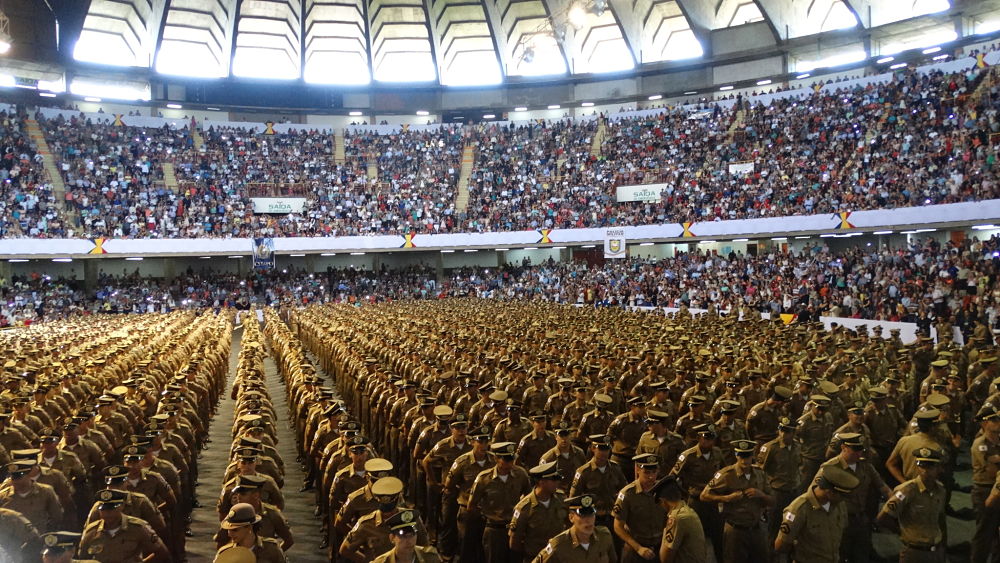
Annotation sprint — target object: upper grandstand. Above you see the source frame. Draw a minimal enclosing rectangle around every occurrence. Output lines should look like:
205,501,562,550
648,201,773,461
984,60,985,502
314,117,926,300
1,2,1000,247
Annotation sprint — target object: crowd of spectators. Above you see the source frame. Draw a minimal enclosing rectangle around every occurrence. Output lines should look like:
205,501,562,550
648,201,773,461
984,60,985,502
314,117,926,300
5,48,999,239
5,234,1000,344
0,111,63,237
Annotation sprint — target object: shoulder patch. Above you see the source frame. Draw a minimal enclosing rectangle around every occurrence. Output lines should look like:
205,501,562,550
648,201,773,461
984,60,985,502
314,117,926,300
979,444,989,452
894,490,905,501
677,454,685,462
713,471,722,479
759,446,767,453
783,511,795,522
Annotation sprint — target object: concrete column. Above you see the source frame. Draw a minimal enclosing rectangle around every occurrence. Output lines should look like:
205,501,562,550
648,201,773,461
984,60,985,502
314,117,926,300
0,261,10,287
305,255,317,274
238,258,249,277
164,258,176,281
435,252,444,284
372,253,382,273
83,259,98,292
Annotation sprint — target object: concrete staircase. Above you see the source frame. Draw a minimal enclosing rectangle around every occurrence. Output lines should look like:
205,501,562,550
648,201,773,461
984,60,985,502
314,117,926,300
366,157,378,181
333,131,346,165
727,109,745,138
454,143,476,213
23,118,75,228
191,127,204,151
162,162,180,192
590,118,606,157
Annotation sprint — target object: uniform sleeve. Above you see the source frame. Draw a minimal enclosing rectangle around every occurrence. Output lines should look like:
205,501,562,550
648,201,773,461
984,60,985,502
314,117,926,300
705,470,728,494
137,520,166,556
532,539,557,563
662,513,683,551
510,500,529,540
880,485,908,520
668,453,686,477
776,505,804,545
611,488,628,520
47,487,64,527
972,440,989,477
469,475,485,510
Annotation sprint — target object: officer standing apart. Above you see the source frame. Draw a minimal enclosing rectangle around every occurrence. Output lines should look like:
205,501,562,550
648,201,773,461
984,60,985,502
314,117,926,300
654,476,706,563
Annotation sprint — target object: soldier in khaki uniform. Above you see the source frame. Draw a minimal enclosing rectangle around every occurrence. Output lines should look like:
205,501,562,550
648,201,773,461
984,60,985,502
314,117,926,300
775,465,859,563
539,422,586,493
446,425,494,563
612,454,666,563
669,424,723,562
372,510,442,563
755,416,799,545
570,434,628,541
510,461,567,562
86,469,167,540
815,432,890,563
79,489,170,563
887,408,945,484
216,502,286,563
213,475,293,551
746,387,792,446
468,442,531,563
0,506,41,563
0,460,63,533
700,440,773,563
634,410,684,478
877,448,947,562
532,494,617,563
340,477,429,563
423,414,472,556
971,405,1000,563
654,476,706,563
516,411,556,470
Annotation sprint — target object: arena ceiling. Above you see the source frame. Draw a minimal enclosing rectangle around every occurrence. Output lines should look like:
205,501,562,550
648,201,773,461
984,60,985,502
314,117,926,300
57,0,1000,85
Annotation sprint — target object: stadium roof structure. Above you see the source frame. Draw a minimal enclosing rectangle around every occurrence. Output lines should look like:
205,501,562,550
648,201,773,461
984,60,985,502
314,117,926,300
45,0,1000,87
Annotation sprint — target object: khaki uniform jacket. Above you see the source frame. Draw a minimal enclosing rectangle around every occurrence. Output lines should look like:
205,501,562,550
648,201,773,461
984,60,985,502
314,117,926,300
661,501,706,563
79,515,166,563
532,525,617,563
777,487,848,563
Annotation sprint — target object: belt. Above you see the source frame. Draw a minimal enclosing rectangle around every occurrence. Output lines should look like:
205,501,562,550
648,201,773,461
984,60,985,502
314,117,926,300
485,520,510,529
903,542,941,552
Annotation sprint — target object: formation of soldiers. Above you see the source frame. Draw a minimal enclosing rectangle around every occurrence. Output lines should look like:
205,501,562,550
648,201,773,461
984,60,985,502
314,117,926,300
3,295,999,563
275,298,1000,563
0,310,229,562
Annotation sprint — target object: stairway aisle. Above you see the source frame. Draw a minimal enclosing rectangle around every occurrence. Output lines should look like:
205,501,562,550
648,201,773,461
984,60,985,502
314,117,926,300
187,324,326,562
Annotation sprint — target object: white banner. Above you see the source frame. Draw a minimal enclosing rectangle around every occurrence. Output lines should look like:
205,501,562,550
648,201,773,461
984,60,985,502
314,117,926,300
728,161,754,175
616,183,665,203
251,198,307,214
604,228,627,259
